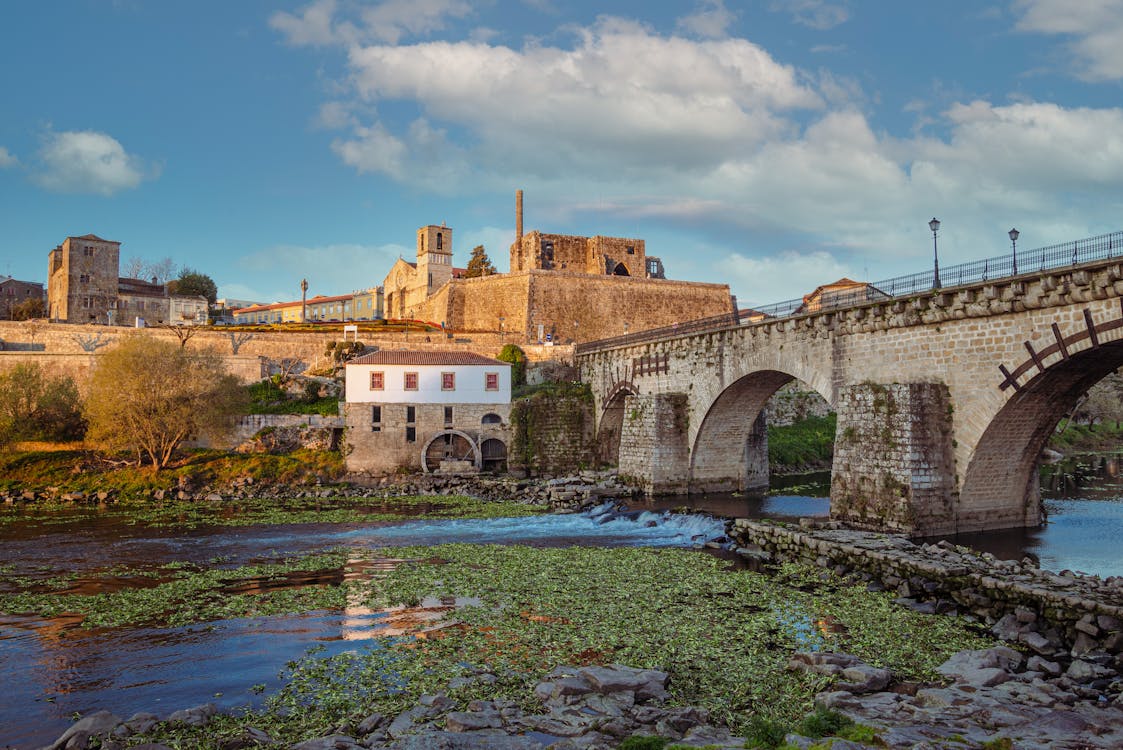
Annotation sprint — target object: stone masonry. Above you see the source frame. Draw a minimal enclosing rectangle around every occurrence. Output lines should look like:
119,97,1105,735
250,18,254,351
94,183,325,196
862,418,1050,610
579,256,1123,535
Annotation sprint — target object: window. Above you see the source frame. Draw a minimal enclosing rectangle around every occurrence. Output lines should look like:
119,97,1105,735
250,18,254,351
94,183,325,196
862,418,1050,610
370,372,384,390
405,426,416,443
78,274,90,284
436,232,443,250
626,245,635,255
444,406,453,425
482,413,501,425
406,406,416,423
485,372,499,391
83,246,95,257
371,405,382,432
441,372,455,391
404,372,419,390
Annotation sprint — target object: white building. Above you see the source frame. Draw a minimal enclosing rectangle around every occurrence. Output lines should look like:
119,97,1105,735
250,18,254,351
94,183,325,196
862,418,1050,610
343,350,512,474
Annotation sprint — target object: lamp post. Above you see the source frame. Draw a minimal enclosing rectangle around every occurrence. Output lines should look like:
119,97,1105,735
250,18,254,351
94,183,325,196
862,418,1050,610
1009,228,1019,276
929,217,941,289
300,278,309,323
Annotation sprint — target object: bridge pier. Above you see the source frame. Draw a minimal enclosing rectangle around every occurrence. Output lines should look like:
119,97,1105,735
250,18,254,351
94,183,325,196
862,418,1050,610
616,393,691,494
830,382,958,536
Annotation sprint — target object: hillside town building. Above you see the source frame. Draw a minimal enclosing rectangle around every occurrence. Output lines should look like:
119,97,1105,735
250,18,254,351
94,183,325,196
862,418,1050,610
343,350,511,475
46,234,207,325
232,287,383,324
0,276,45,319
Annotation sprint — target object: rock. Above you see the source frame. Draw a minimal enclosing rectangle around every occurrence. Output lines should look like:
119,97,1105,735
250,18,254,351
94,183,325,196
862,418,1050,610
1027,656,1062,676
217,727,275,749
388,705,440,738
48,710,122,750
287,736,363,750
356,712,387,735
1019,630,1054,655
445,710,503,732
837,665,892,693
166,702,217,727
385,733,547,749
577,665,669,702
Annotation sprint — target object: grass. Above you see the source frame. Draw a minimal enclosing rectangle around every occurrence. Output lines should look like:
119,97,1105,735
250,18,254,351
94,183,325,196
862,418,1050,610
1047,421,1123,452
246,379,340,417
0,448,345,500
768,414,837,474
122,545,992,747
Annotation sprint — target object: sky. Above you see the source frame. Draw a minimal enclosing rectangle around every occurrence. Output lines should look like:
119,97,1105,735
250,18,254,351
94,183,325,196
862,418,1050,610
2,0,1123,310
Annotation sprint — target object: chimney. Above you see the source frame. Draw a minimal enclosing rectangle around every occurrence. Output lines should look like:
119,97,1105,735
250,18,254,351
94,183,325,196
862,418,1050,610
516,189,523,244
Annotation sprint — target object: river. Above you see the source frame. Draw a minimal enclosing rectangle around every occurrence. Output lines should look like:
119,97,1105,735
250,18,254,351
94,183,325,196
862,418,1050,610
2,458,1122,747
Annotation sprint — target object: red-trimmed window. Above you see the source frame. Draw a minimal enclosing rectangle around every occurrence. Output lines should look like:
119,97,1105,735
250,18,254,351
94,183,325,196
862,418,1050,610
442,372,455,391
369,371,384,390
485,372,499,391
404,372,419,390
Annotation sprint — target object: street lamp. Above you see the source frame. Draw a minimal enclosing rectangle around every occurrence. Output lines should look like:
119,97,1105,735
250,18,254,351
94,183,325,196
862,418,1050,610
1009,228,1019,275
929,217,941,289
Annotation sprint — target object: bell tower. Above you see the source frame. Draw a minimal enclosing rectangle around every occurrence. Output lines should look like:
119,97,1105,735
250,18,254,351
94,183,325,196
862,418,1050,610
417,223,454,293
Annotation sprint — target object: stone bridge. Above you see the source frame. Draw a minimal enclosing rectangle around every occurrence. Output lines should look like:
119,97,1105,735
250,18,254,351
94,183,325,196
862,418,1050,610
577,238,1123,536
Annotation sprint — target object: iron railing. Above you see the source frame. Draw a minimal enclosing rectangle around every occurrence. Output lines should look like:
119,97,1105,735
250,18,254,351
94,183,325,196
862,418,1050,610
576,231,1123,355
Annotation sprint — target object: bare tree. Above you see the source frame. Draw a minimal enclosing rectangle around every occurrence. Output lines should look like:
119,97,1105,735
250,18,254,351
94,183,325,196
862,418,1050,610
262,356,305,385
162,324,197,349
72,332,113,353
147,257,176,285
228,331,255,355
122,256,147,279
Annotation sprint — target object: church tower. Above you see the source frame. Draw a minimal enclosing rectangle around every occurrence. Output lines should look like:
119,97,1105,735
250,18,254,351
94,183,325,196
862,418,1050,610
417,224,453,293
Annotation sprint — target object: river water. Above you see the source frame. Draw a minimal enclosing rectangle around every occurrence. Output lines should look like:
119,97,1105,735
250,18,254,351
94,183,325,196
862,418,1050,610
2,458,1122,747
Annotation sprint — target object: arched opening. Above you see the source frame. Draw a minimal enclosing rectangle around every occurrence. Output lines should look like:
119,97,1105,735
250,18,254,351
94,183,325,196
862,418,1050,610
480,438,507,472
612,263,630,276
421,429,480,473
960,340,1123,532
690,370,834,493
596,383,637,466
481,413,502,425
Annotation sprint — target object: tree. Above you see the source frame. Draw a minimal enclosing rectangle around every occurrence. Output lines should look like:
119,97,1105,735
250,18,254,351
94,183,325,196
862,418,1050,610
465,245,496,278
84,337,247,469
10,297,45,320
122,256,147,279
497,343,527,387
147,257,177,285
167,267,218,305
0,363,85,446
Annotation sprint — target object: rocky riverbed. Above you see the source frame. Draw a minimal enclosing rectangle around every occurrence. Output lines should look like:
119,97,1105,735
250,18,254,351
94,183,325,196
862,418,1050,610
40,647,1123,749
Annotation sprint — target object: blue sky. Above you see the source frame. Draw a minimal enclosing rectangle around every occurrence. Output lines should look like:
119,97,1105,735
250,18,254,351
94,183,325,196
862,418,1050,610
2,1,1122,309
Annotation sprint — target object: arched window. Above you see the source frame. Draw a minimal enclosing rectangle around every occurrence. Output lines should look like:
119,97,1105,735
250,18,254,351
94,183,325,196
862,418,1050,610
436,232,443,250
481,413,502,425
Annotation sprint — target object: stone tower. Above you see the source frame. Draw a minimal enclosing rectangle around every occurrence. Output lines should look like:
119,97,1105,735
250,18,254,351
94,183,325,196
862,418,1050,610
47,234,121,324
416,224,454,294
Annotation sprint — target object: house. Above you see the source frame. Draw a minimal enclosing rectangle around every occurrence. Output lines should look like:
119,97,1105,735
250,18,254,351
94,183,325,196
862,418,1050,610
0,276,45,319
231,287,384,325
798,278,890,314
343,350,511,475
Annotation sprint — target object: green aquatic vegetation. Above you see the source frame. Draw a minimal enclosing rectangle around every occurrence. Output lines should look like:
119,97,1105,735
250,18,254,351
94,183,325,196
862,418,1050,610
0,550,354,628
0,493,545,530
121,544,992,747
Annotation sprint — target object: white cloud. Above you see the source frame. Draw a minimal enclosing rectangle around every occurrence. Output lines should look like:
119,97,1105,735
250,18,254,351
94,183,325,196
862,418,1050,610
271,0,473,47
726,249,852,305
1014,0,1123,80
33,130,153,196
676,0,737,39
0,147,16,168
770,0,850,30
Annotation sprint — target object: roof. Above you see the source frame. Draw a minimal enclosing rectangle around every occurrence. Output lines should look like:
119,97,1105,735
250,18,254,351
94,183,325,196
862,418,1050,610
72,233,115,243
348,350,510,367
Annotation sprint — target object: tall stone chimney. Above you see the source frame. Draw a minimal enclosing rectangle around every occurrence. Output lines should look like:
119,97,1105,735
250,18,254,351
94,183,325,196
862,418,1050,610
516,189,523,244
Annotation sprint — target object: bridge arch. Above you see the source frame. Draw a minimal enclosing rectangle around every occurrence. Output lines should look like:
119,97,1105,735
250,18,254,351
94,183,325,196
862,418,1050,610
596,380,638,466
690,369,834,493
960,337,1123,531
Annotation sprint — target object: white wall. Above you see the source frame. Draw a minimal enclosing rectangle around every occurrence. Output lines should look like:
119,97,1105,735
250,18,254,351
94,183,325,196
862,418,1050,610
345,362,511,404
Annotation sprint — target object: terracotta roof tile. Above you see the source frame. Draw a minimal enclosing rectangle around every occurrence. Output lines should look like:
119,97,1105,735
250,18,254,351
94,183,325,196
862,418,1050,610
348,350,508,367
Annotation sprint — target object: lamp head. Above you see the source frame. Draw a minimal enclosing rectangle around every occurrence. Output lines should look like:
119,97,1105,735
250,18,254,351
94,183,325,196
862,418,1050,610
928,218,940,233
1009,228,1019,242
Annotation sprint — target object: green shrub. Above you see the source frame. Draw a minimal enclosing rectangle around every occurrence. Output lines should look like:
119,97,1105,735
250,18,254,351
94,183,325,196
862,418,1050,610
619,737,667,750
797,708,853,738
744,715,790,748
0,363,86,446
768,414,837,473
497,344,527,387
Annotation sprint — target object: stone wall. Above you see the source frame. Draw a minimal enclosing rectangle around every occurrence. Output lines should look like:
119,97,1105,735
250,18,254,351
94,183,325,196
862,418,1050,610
831,382,958,536
344,402,510,475
415,270,732,344
731,520,1123,663
510,387,595,475
617,393,690,493
766,382,833,427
